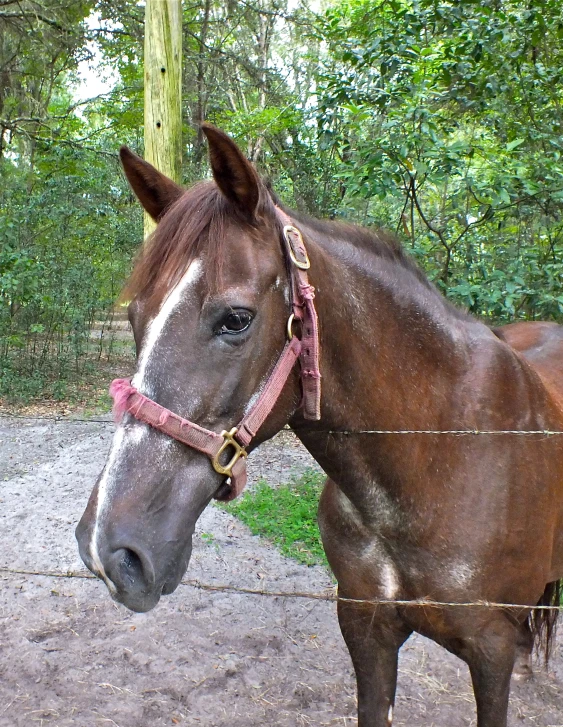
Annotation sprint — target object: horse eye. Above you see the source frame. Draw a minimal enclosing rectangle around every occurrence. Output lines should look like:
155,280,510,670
219,310,253,335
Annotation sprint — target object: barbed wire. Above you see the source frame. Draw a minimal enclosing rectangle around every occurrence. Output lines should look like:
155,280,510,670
2,414,561,607
326,429,563,436
0,411,112,424
2,411,563,436
2,417,561,608
0,566,561,611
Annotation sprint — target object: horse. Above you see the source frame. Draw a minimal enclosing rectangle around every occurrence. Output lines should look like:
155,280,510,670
76,125,563,727
493,321,563,410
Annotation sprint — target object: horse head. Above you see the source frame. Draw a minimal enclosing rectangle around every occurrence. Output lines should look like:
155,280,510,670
76,126,315,612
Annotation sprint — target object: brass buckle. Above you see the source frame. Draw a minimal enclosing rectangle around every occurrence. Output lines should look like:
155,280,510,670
283,225,310,270
287,313,295,340
211,427,247,478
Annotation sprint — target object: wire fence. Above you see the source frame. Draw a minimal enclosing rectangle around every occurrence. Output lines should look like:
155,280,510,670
2,411,563,613
0,411,112,424
2,410,563,436
1,566,562,612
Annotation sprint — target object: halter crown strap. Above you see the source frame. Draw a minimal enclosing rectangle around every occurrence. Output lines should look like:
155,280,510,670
276,208,321,420
110,211,320,501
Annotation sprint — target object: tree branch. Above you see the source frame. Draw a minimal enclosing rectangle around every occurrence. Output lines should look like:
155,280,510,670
0,10,65,31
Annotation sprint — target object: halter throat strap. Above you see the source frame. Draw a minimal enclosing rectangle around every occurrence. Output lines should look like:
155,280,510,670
110,210,320,502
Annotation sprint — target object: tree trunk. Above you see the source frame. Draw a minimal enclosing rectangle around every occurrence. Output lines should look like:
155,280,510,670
193,0,211,177
144,0,182,237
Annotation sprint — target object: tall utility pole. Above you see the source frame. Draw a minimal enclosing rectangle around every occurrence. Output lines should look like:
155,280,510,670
144,0,182,237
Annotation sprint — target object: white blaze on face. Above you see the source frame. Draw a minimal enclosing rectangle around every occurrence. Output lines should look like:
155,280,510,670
90,425,132,590
89,258,202,584
133,258,203,397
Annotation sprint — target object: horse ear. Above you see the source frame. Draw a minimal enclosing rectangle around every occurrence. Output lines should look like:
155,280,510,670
201,123,264,219
119,146,184,221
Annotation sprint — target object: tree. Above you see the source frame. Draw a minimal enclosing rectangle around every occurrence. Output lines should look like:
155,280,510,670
0,1,94,156
315,0,563,319
144,0,182,236
3,0,563,404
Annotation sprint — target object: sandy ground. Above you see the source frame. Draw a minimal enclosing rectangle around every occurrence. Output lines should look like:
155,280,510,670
0,416,562,727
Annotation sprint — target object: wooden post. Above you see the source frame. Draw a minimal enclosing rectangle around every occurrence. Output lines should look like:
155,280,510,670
144,0,182,237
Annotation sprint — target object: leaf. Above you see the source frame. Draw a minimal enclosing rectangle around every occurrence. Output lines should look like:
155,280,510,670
506,138,525,152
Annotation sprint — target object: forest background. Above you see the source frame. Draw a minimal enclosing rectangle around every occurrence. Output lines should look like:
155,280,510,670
1,0,562,405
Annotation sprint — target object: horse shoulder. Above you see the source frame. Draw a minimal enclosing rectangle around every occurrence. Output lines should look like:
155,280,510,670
318,478,402,600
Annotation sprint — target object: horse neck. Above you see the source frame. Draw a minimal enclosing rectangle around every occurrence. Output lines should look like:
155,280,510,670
291,220,478,477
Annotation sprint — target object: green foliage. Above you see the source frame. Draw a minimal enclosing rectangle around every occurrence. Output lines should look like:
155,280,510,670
219,469,328,567
0,1,142,402
0,120,140,401
0,1,95,154
315,0,563,320
3,0,563,403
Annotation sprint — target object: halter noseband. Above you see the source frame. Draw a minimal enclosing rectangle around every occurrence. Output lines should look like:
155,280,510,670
109,208,321,502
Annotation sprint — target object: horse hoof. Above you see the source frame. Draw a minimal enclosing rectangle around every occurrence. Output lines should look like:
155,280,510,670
512,664,533,682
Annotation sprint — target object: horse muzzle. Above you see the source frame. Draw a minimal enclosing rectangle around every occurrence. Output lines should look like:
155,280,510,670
76,512,190,613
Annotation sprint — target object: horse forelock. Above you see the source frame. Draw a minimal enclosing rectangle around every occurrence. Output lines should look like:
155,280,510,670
122,181,278,316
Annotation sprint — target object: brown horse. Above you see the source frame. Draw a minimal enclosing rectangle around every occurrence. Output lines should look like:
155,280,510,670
494,321,563,410
76,125,563,727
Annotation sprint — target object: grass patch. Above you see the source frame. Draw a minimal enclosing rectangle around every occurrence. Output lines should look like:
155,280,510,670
218,468,328,567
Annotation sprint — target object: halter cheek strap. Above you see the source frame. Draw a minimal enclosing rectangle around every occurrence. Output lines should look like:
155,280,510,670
277,208,321,420
110,210,321,502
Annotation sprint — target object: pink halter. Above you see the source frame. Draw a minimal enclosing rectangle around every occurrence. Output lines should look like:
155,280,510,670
110,208,321,501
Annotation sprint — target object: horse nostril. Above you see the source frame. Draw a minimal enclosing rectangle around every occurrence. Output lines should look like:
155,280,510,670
108,546,155,591
119,548,144,586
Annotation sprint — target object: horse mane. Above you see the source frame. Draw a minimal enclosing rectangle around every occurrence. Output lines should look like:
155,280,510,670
124,179,460,319
289,210,436,292
266,184,444,297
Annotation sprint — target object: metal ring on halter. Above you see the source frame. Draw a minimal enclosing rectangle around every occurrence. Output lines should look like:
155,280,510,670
287,313,295,340
211,427,247,478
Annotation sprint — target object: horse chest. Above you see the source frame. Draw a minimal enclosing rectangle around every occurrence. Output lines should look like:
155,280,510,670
319,476,481,602
318,478,405,600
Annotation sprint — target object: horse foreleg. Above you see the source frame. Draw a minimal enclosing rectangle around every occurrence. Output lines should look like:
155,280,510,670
448,618,517,727
513,620,534,682
338,600,411,727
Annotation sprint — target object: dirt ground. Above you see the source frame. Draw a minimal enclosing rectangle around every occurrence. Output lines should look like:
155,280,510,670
1,416,562,727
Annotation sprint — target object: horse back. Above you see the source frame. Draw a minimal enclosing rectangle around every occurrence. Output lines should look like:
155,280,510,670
493,321,563,409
